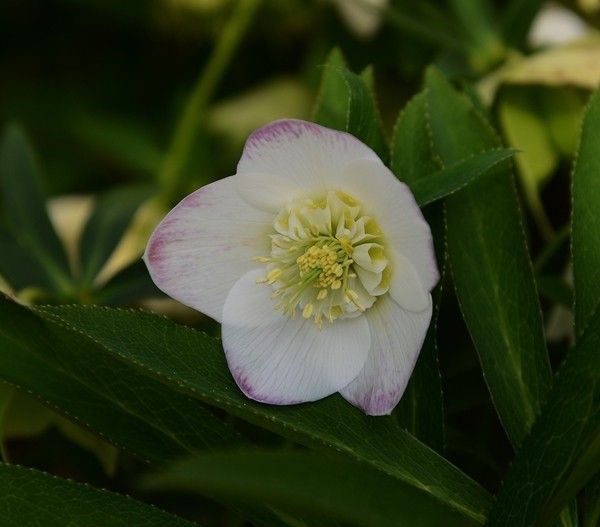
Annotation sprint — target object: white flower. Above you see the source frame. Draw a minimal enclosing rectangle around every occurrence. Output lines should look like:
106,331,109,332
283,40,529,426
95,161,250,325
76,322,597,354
528,2,590,48
330,0,389,39
144,119,438,415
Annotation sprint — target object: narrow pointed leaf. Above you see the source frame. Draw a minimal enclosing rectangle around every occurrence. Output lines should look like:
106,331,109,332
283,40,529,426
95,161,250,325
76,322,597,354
142,450,478,527
487,306,600,527
313,50,388,162
572,87,600,334
425,67,552,448
0,126,71,294
312,48,348,130
391,91,440,185
95,260,163,305
0,295,241,464
79,186,154,286
41,304,493,523
411,147,517,207
0,463,196,527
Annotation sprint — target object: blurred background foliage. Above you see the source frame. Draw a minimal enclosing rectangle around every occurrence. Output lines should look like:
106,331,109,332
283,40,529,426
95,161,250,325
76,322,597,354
1,0,599,525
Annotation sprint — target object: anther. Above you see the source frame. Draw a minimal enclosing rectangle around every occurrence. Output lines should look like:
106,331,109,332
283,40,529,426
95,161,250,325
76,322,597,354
302,303,314,319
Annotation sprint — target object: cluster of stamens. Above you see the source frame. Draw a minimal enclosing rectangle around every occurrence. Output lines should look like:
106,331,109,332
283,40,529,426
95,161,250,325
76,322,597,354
255,191,390,327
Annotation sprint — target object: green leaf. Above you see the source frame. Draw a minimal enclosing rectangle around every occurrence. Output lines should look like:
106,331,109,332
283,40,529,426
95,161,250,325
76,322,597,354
391,91,441,187
500,0,545,48
95,260,163,305
539,87,585,158
425,67,552,448
55,416,120,477
313,50,388,162
498,87,558,239
0,125,71,295
395,282,444,453
0,295,241,464
583,475,600,527
142,450,478,527
487,306,600,527
572,87,600,334
0,227,55,292
0,463,196,527
70,114,163,176
536,275,573,309
390,91,444,452
42,304,493,524
498,87,558,190
79,186,154,286
412,147,517,207
312,48,348,130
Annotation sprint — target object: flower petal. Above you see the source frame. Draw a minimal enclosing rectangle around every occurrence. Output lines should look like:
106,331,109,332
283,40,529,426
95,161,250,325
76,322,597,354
222,269,371,405
340,158,439,292
237,119,380,189
389,251,430,312
143,176,272,322
236,172,301,213
339,294,432,416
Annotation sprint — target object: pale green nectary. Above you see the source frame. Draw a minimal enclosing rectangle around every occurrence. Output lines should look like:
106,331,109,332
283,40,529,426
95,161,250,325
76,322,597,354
144,119,438,415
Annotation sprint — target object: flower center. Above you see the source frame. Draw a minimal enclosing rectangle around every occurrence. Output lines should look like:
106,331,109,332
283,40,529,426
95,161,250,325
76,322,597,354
255,190,391,327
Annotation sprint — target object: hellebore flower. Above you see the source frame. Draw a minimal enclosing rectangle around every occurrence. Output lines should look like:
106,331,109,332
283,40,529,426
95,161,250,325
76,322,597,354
144,119,438,415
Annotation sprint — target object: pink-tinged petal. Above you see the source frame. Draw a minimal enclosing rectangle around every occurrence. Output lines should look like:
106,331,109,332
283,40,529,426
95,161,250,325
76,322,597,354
236,173,301,213
389,251,430,312
237,119,380,189
222,269,371,405
143,176,272,322
339,294,432,416
340,158,439,292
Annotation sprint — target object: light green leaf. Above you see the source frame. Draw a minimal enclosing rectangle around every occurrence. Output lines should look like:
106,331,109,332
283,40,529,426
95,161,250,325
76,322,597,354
539,87,585,158
313,49,388,162
0,126,72,295
0,295,241,464
0,463,196,527
498,87,558,240
572,87,600,334
501,37,600,89
498,87,558,190
41,304,493,524
142,450,478,527
425,67,552,448
79,186,154,286
487,306,600,527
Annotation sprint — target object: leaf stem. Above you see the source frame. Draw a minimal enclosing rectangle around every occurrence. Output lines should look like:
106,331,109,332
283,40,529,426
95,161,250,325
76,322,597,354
158,0,261,203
